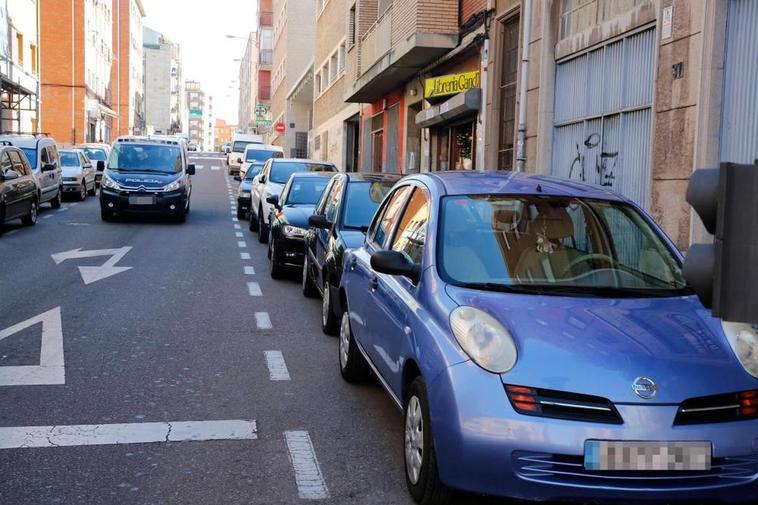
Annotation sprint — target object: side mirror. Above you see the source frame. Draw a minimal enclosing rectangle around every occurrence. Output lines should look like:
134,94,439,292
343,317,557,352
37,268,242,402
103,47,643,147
266,194,279,206
1,170,19,181
237,157,243,164
370,250,421,283
234,175,241,181
41,163,56,172
187,164,196,175
96,160,105,172
308,214,332,230
258,175,266,184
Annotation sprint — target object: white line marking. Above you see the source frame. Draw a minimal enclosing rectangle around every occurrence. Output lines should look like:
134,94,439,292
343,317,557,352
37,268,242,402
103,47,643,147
57,207,68,213
240,252,251,260
264,351,290,380
232,218,239,222
238,241,247,248
211,166,220,171
0,420,257,449
284,431,329,500
247,282,262,297
244,266,256,275
235,232,243,238
0,307,65,386
69,202,79,207
43,215,53,219
234,224,241,230
255,312,272,329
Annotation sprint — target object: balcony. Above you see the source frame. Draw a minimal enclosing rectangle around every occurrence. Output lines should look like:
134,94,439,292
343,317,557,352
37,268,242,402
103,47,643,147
345,0,459,103
260,11,273,27
259,50,273,67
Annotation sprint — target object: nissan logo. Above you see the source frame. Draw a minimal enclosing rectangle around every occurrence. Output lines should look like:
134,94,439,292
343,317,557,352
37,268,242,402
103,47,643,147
632,377,658,400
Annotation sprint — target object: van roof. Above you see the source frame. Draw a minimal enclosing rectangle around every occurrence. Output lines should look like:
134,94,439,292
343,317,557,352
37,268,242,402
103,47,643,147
243,144,283,152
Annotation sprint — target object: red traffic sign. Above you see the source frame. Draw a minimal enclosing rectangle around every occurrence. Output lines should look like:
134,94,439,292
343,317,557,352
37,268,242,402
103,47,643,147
275,122,286,134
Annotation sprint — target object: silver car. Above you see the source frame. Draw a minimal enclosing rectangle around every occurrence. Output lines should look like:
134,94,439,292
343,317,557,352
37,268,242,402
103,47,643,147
60,149,96,201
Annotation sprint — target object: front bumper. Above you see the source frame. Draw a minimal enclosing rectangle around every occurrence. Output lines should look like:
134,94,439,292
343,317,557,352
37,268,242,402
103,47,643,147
100,187,187,216
429,360,758,503
272,235,306,267
62,181,84,193
237,196,252,210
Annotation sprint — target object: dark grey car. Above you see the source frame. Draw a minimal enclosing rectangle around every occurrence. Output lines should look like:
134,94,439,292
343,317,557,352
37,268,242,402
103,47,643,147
0,146,39,231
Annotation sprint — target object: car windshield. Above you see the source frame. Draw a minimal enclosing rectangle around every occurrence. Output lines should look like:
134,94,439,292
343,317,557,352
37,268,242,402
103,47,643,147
439,195,690,297
285,178,329,205
20,148,37,169
81,148,107,161
108,143,182,174
60,152,80,167
343,181,395,230
233,141,259,153
270,162,335,184
245,165,263,180
246,149,282,162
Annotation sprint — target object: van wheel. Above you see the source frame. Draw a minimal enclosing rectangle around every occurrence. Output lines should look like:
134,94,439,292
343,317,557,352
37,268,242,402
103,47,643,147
88,182,96,196
50,190,62,209
21,199,38,226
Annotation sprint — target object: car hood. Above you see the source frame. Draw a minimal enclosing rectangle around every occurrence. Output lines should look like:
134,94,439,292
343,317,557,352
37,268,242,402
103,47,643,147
281,204,316,228
341,229,366,250
62,167,82,177
239,180,253,192
445,286,756,404
107,170,180,190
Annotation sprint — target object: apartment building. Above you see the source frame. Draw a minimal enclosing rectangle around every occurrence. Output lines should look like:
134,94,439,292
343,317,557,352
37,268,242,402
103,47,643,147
1,0,40,134
41,0,116,144
310,0,362,169
215,118,236,150
205,95,215,152
111,0,146,136
185,80,206,150
253,0,274,135
143,27,183,135
238,32,256,133
269,0,317,154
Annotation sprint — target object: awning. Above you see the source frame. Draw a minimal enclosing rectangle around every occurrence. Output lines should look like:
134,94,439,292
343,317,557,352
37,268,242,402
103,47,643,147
88,99,117,120
415,88,480,128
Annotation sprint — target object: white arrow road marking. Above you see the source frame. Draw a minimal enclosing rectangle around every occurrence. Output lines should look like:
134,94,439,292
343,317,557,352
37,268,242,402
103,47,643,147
0,419,257,449
0,307,64,386
284,431,329,499
52,247,133,285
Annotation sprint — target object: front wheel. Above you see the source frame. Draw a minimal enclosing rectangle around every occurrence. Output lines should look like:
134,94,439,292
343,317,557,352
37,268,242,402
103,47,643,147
21,199,38,226
50,189,62,209
257,209,268,243
269,235,286,279
321,280,339,335
249,207,259,232
237,206,246,220
404,377,453,505
79,183,87,201
338,311,370,383
302,255,319,298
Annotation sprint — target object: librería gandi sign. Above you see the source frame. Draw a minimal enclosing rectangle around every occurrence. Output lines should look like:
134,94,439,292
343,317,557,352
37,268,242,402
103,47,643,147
424,71,481,99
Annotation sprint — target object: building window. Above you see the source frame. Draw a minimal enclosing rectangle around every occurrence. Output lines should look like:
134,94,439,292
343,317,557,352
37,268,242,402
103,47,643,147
497,14,519,170
339,43,346,72
330,52,338,81
348,5,357,46
16,32,23,64
30,44,38,74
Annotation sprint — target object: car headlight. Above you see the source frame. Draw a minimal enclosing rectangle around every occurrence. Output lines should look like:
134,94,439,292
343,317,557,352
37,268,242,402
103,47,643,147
100,173,121,190
723,321,758,378
163,177,186,192
283,225,307,239
450,306,518,374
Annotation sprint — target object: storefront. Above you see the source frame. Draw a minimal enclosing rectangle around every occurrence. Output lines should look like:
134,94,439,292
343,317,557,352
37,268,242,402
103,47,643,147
360,89,405,173
416,50,482,172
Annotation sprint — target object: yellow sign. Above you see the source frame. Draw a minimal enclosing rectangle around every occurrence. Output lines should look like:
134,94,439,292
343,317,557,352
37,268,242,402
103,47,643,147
424,71,481,99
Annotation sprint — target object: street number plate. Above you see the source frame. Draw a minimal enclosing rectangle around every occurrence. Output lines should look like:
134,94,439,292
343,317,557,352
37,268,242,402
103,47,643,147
129,196,155,205
584,440,711,471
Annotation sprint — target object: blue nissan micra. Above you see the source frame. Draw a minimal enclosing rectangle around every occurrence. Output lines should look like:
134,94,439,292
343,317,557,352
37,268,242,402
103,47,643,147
338,171,758,504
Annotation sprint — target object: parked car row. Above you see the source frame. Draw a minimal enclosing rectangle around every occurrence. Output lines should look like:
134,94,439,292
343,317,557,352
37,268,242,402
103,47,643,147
239,167,758,504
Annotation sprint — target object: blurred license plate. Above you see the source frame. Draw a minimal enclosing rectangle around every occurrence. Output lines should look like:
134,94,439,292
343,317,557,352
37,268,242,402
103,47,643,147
585,441,711,471
129,196,155,205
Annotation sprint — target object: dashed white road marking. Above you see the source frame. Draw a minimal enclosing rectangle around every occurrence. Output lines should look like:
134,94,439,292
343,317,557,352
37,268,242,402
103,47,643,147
235,232,244,238
238,241,247,248
255,312,272,329
234,224,241,230
232,218,239,222
244,266,256,275
284,431,329,500
43,215,53,219
0,420,257,449
247,282,262,297
264,351,290,380
240,252,251,260
211,166,220,171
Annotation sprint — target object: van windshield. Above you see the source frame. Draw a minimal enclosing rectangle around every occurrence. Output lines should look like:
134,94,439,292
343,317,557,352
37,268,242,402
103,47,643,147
108,143,182,174
233,141,261,153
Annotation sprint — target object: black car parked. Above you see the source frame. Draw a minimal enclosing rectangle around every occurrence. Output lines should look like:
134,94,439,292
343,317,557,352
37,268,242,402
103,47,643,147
303,173,400,334
0,145,39,231
268,172,333,279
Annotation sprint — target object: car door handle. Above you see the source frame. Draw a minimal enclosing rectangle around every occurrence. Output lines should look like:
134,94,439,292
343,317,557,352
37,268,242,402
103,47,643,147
369,277,378,292
349,258,357,271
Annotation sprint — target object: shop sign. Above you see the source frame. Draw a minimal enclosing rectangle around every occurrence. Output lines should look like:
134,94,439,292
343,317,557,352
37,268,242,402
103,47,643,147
424,71,480,99
189,108,203,117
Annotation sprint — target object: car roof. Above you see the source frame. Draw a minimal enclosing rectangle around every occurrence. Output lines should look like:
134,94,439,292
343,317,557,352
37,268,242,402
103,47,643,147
289,171,336,179
244,143,283,152
345,172,402,184
272,158,336,165
417,171,628,202
114,136,183,147
0,135,54,148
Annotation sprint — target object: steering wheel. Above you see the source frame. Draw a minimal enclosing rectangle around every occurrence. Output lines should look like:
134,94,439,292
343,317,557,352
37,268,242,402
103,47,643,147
560,253,615,278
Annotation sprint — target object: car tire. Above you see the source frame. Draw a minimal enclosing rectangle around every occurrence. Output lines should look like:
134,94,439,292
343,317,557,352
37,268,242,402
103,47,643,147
405,377,453,505
270,236,285,280
0,202,5,234
50,189,62,209
302,255,319,298
21,198,38,226
237,207,246,220
249,207,259,232
79,182,87,201
88,182,96,196
338,311,370,383
101,208,114,222
257,208,268,243
321,280,339,336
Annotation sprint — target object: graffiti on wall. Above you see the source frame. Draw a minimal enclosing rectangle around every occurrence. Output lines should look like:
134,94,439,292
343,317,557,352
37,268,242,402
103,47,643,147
568,133,618,187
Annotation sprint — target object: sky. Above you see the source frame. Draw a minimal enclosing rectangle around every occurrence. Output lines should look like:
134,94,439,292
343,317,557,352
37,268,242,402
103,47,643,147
141,0,258,125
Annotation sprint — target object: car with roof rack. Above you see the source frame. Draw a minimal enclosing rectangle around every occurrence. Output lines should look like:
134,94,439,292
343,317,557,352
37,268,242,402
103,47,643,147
0,134,63,210
99,136,195,222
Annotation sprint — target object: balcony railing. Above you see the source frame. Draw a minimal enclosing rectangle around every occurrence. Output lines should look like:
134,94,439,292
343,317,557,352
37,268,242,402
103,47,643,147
260,11,273,27
360,5,393,74
259,50,273,66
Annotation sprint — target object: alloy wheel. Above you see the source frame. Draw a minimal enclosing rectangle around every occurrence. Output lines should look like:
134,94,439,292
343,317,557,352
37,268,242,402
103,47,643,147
302,258,309,289
339,313,350,370
322,286,330,327
405,395,424,485
30,201,38,223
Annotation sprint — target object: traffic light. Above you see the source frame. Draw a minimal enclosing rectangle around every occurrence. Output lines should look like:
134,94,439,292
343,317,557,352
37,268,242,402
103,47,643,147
684,162,758,324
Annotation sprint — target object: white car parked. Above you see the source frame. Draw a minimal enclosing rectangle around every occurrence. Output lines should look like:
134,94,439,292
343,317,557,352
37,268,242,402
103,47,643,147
59,149,97,201
249,158,337,243
239,144,283,179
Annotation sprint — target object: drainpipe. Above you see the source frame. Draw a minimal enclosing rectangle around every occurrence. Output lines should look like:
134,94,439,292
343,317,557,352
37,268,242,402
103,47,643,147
71,0,75,144
477,4,492,171
515,0,532,172
35,0,41,133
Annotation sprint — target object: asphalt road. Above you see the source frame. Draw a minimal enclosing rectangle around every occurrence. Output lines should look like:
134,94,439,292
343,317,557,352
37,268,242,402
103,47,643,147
0,154,515,505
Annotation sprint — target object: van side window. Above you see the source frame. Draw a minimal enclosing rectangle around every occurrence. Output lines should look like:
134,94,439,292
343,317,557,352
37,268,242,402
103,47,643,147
40,147,49,164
